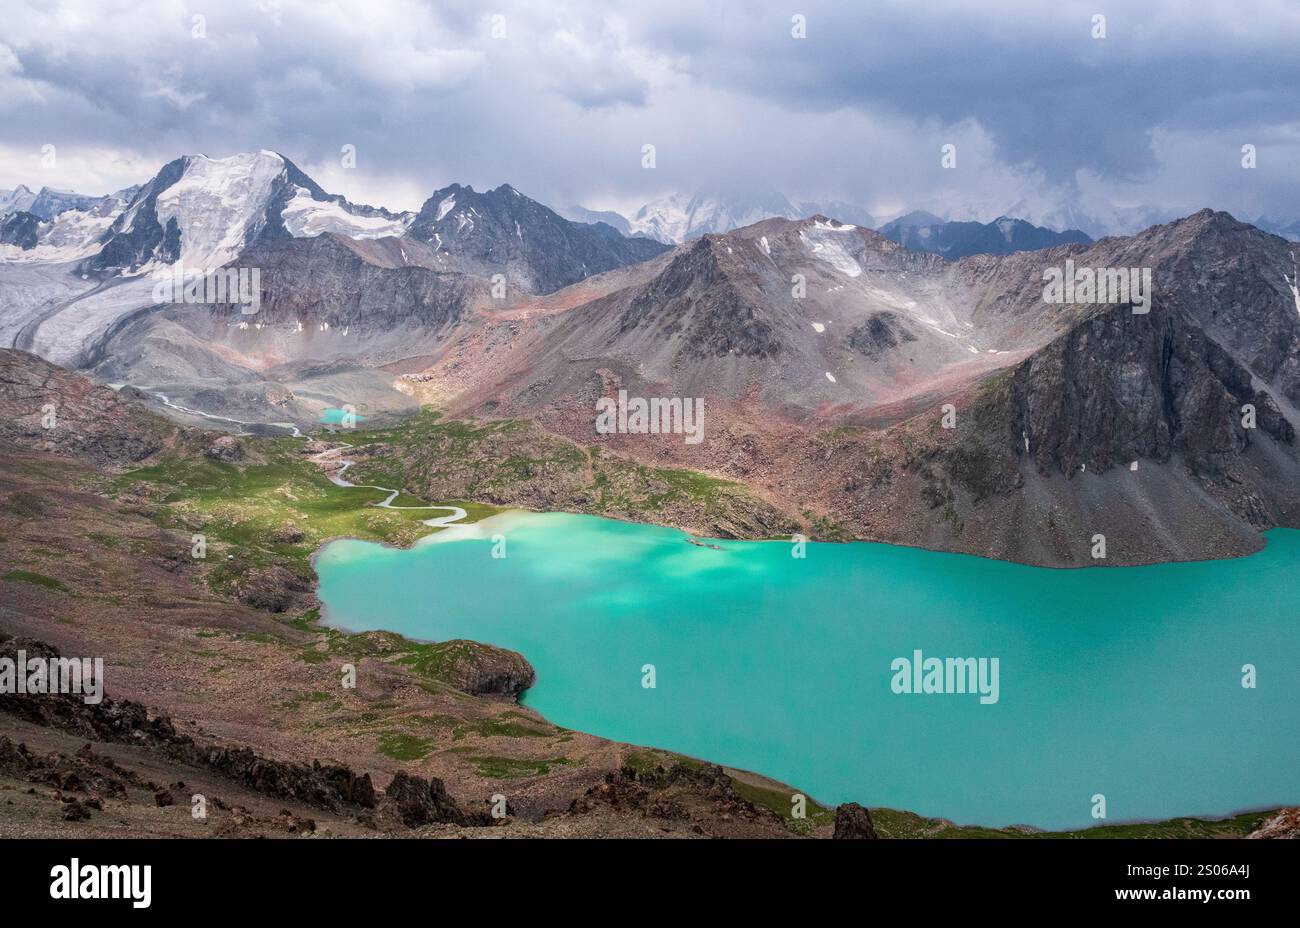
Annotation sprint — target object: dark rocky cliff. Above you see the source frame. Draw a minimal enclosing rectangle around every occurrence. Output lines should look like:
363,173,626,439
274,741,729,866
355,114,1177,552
1006,300,1293,480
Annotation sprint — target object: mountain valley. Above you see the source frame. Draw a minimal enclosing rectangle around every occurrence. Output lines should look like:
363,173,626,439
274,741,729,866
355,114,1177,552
3,153,1300,567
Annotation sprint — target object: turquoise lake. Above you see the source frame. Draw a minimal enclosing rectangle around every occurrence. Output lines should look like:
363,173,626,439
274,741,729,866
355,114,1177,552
318,407,365,425
314,511,1300,830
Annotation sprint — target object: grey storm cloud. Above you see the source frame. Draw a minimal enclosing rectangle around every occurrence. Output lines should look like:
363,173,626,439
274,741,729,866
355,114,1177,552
2,0,1298,228
641,1,1300,181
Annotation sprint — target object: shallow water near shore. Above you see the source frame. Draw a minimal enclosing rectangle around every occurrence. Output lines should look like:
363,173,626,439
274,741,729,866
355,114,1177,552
315,511,1300,829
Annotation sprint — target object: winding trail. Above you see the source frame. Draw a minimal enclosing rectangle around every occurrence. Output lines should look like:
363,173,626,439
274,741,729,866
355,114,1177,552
309,445,466,527
153,392,304,437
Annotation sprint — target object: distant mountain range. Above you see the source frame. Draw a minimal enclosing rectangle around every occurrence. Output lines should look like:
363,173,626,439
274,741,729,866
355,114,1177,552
0,151,668,287
877,210,1092,258
6,163,1293,266
1256,217,1300,242
0,183,144,221
561,191,1248,256
562,190,875,244
0,150,672,406
408,182,665,294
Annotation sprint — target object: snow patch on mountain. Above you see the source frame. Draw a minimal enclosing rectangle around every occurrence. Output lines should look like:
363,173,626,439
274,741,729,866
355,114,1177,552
0,193,132,264
0,185,37,215
801,226,862,277
0,211,117,263
627,193,693,243
625,190,874,243
812,219,856,232
280,187,410,239
627,190,799,242
1286,255,1300,318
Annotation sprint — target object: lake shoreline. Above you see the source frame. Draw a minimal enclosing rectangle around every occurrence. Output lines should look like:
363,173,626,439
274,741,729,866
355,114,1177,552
312,511,1300,832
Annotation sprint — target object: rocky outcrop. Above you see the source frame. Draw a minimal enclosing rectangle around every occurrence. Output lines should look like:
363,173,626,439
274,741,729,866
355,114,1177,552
1248,808,1300,839
1,634,503,830
407,182,668,295
203,434,245,462
566,763,789,834
848,311,918,359
0,737,138,801
620,236,781,359
0,349,176,469
832,802,879,839
233,232,482,336
382,771,486,827
0,210,40,250
434,639,536,698
230,563,314,613
0,635,377,815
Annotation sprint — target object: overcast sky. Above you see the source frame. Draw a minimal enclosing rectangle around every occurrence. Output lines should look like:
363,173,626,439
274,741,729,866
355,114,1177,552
2,0,1299,228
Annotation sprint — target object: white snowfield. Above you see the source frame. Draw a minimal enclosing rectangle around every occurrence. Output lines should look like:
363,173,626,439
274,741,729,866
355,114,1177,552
628,193,692,243
800,226,863,278
622,192,873,244
0,205,123,264
154,151,286,268
0,262,92,350
25,275,158,368
629,193,802,244
1288,254,1300,318
811,219,856,232
281,187,412,240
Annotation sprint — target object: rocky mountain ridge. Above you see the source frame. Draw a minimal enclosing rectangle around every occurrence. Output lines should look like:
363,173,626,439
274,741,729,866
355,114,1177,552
880,212,1092,258
407,182,668,294
398,209,1300,566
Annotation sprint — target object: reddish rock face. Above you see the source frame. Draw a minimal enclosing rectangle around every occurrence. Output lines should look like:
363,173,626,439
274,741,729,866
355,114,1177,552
1249,808,1300,839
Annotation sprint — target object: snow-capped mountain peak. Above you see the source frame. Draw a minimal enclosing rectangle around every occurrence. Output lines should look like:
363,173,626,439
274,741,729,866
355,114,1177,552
622,189,872,243
0,184,37,216
87,150,411,274
628,193,693,243
0,187,138,264
406,181,668,293
151,151,289,268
